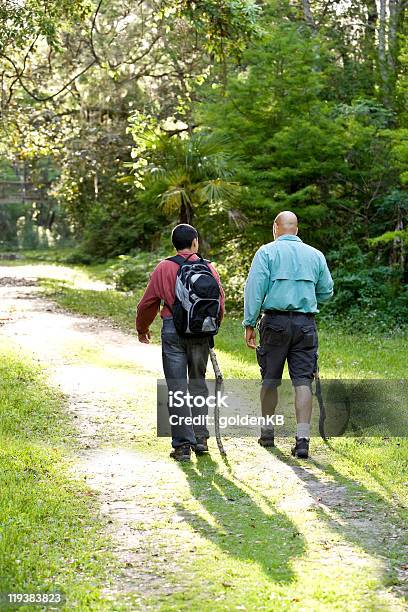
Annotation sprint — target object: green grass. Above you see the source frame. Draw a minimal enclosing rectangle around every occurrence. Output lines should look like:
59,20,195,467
0,247,76,263
0,342,115,611
0,247,118,284
41,280,141,330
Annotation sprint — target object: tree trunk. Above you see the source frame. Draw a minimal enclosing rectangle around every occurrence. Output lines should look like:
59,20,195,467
392,207,405,271
387,0,405,102
365,0,378,93
388,0,398,73
378,0,405,111
301,0,317,31
179,198,193,224
378,0,389,105
94,173,98,200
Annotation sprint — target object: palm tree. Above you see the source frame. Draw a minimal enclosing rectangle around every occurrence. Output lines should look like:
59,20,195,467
142,131,241,224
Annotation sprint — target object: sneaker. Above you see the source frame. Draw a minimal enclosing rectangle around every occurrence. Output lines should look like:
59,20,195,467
194,437,209,454
170,444,191,462
258,436,275,448
291,437,309,459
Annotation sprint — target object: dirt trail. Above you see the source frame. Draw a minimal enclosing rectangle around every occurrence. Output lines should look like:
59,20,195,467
0,266,406,610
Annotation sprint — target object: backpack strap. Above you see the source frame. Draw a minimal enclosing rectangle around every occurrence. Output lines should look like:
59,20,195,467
166,253,196,266
163,254,194,312
166,255,184,266
197,253,211,263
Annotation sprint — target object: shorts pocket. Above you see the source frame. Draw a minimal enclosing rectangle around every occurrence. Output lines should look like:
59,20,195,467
256,346,267,377
301,325,316,348
262,324,286,346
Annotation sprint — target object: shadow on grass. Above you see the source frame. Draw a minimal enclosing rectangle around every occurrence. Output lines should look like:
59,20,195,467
177,454,305,584
323,438,408,512
268,445,408,600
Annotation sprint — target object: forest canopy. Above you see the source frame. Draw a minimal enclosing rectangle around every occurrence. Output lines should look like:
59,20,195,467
0,0,407,328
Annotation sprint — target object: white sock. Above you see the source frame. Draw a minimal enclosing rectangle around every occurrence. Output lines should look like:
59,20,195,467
296,423,310,439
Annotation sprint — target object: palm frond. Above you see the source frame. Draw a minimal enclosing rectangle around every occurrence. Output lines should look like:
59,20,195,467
228,209,249,229
195,179,241,205
160,186,191,215
183,132,237,180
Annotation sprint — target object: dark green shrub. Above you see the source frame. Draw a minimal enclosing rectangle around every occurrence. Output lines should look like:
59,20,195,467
322,244,408,331
78,200,167,260
106,251,165,291
63,250,95,265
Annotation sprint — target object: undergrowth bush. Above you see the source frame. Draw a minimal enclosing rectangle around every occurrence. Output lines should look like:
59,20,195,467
106,251,165,291
321,244,408,332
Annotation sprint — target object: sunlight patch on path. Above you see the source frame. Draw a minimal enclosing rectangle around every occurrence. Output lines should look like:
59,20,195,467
0,263,109,290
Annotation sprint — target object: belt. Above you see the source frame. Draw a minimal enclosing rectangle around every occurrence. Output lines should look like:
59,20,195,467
264,310,315,318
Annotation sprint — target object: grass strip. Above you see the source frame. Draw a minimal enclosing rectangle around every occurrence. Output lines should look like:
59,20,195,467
0,343,115,610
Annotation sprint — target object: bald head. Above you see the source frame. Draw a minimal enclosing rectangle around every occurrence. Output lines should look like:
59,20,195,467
273,210,298,239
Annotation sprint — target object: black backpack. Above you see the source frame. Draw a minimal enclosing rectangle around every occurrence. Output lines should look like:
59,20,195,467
167,254,221,338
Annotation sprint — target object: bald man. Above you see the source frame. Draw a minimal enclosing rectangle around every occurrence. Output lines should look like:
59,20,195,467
243,211,333,458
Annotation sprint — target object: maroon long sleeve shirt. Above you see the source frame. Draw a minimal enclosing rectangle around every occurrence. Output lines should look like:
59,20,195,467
136,251,225,334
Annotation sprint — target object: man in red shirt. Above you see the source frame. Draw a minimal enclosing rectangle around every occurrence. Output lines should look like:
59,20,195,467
136,224,225,461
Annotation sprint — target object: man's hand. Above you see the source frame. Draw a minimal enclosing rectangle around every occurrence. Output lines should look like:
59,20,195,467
138,331,151,344
245,326,257,349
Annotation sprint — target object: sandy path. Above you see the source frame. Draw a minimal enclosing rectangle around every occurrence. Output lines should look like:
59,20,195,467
0,266,406,610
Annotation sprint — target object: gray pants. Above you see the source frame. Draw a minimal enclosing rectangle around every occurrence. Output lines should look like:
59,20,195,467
161,318,210,448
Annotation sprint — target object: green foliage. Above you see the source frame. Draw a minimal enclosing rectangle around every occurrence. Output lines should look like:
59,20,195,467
0,203,25,249
174,0,261,59
390,129,408,184
79,207,153,260
17,214,40,249
0,0,90,51
126,121,241,224
199,19,402,250
212,238,253,311
370,229,408,246
322,244,408,332
63,249,95,266
193,8,408,325
0,158,67,249
106,251,165,291
50,116,167,257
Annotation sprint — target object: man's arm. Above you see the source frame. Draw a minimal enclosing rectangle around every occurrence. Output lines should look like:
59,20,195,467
136,264,162,343
316,255,334,304
243,247,270,348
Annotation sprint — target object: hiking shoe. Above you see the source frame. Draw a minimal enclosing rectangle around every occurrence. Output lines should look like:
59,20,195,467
258,436,275,448
291,437,309,459
170,444,191,462
194,437,209,454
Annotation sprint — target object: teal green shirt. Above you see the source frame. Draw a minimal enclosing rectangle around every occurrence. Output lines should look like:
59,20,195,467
243,235,334,327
